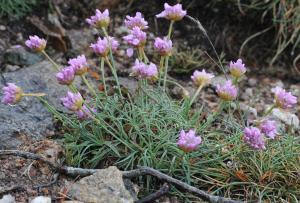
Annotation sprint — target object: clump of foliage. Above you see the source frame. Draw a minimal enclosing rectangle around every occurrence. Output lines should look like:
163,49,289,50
2,2,300,202
0,0,37,19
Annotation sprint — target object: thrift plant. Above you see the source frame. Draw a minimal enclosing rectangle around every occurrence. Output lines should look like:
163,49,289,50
2,3,299,202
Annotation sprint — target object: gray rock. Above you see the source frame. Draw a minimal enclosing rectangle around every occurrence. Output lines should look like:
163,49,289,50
5,64,21,72
66,28,94,53
271,108,299,129
0,61,70,149
30,196,51,203
4,46,43,66
68,166,134,203
0,195,15,203
211,76,227,87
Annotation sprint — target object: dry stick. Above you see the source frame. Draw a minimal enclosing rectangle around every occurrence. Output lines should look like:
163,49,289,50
0,185,25,195
0,150,242,203
135,183,169,203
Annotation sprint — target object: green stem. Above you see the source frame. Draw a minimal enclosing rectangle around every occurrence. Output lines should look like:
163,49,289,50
68,84,78,93
100,57,107,96
158,56,165,85
141,48,149,63
167,21,174,39
189,85,203,106
263,104,276,117
104,57,122,95
81,75,97,97
163,56,169,92
41,51,60,71
22,93,46,97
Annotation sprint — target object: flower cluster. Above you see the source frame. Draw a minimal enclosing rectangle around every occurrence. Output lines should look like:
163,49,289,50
69,55,88,76
154,37,173,56
125,12,148,30
86,9,110,28
2,83,23,105
243,127,266,150
191,69,214,87
90,36,119,57
229,59,246,78
25,35,47,52
131,59,158,79
177,129,202,153
156,3,187,21
272,86,297,109
216,80,238,101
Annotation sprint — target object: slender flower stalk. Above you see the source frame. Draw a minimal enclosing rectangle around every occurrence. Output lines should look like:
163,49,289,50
100,57,107,96
104,56,122,95
81,75,97,97
41,50,60,71
163,55,169,92
22,93,46,97
189,85,203,106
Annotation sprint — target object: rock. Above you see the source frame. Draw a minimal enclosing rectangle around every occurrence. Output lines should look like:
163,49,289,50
0,61,72,149
239,103,257,118
30,196,51,203
66,28,94,53
248,78,257,87
4,46,43,67
271,108,299,129
5,64,21,72
0,195,15,203
0,25,6,31
241,88,253,101
68,166,134,203
211,76,226,87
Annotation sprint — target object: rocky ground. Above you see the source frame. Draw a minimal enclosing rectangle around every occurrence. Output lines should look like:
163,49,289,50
0,2,299,202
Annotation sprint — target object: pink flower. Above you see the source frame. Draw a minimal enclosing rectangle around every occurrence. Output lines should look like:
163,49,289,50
131,59,158,79
154,37,172,56
25,35,47,52
2,83,23,105
177,129,202,153
125,12,148,30
86,9,110,28
216,80,238,101
68,55,88,75
229,59,246,78
259,120,277,139
76,105,96,120
90,36,119,57
123,27,146,47
243,127,266,150
56,66,75,85
272,86,297,109
61,92,83,111
156,3,186,21
191,69,214,87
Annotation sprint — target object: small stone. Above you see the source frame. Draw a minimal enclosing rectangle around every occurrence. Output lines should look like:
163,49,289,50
248,78,257,87
0,25,6,31
0,195,15,203
68,166,134,203
5,64,21,72
271,108,299,129
30,196,51,203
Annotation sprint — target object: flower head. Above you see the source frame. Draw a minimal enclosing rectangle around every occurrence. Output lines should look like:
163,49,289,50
125,12,148,30
2,83,23,105
68,55,88,75
123,27,146,47
259,120,277,139
156,3,186,21
216,80,238,101
90,36,119,57
61,92,83,111
76,105,96,120
154,37,172,56
177,129,202,153
56,66,75,85
86,9,110,28
131,59,158,79
229,59,246,78
243,127,266,150
191,69,214,87
25,35,46,52
272,87,297,109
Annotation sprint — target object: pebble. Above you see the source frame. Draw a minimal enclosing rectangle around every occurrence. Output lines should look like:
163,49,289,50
0,25,6,31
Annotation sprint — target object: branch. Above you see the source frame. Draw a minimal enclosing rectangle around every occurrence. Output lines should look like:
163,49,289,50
135,183,169,203
124,166,242,203
0,150,243,203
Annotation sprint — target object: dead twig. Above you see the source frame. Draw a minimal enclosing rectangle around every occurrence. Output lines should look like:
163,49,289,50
0,150,243,203
135,183,169,203
33,173,60,190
